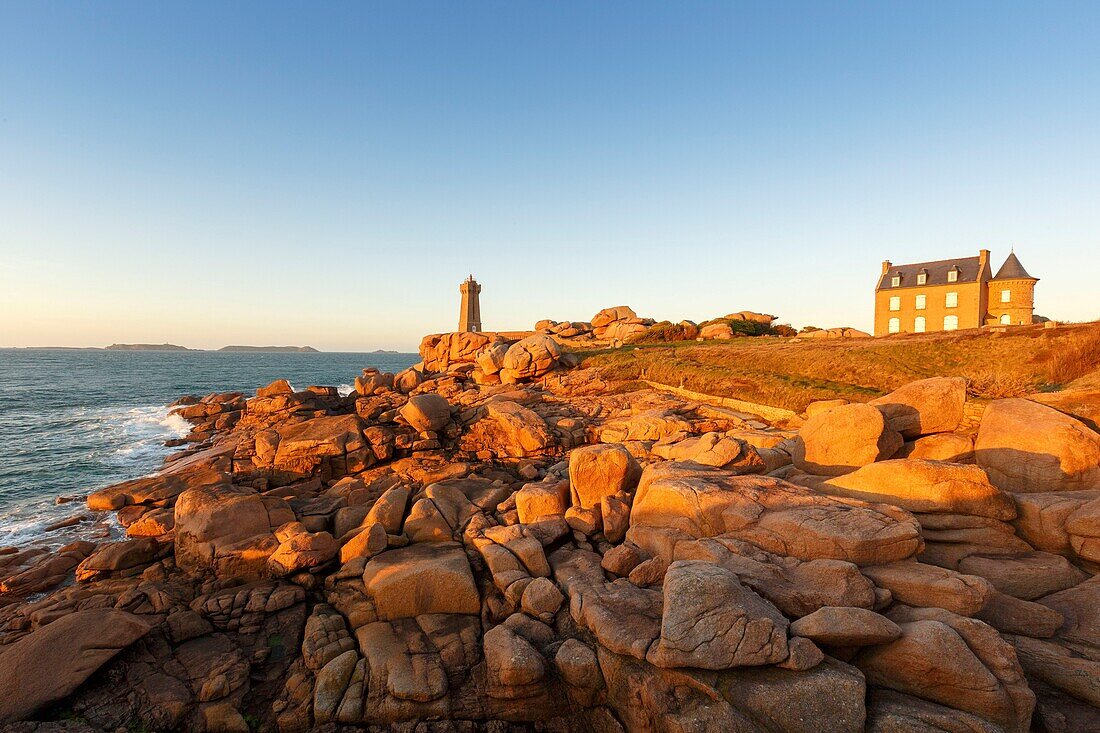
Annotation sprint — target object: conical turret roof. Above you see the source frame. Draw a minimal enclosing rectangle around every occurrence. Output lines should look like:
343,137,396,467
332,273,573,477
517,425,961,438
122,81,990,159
992,251,1036,280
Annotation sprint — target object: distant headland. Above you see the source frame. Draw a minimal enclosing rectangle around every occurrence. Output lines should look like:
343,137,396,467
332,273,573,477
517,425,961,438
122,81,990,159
217,345,320,353
101,344,320,352
105,343,195,351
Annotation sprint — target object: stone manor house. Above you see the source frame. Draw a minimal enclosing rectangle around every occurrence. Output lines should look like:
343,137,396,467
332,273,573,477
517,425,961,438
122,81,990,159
873,249,1038,337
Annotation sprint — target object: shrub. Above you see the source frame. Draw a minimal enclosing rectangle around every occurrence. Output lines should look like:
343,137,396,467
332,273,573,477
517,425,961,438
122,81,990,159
697,318,771,337
963,369,1034,399
1041,328,1100,385
771,324,798,337
629,321,693,343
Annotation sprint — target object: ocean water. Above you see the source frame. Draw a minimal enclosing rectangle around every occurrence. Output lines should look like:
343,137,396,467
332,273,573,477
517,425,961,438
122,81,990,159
0,349,418,549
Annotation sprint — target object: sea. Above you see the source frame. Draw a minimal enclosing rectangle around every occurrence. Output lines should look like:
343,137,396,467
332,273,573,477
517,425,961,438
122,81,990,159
0,349,418,550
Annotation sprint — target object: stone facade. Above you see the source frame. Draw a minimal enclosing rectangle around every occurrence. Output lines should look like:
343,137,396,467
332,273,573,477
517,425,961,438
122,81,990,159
874,249,1038,337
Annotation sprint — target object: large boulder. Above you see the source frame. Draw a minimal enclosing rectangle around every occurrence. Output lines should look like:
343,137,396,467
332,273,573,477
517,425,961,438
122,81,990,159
646,560,789,669
672,536,877,617
1065,495,1100,562
866,689,1015,733
484,624,546,691
568,443,641,509
360,542,480,620
956,552,1088,600
475,341,510,376
861,561,994,617
459,400,555,458
393,366,424,394
256,378,294,398
0,609,155,723
699,322,734,340
1009,634,1100,710
790,606,902,647
895,432,974,462
174,484,295,578
729,311,777,324
598,409,692,443
817,459,1015,519
651,432,766,473
792,403,903,476
1037,575,1100,650
515,480,570,523
855,607,1034,733
355,368,394,395
74,537,169,582
267,522,338,576
603,320,650,341
627,461,923,566
976,398,1100,493
349,614,481,721
500,334,562,382
1011,490,1100,556
419,331,499,372
273,414,368,478
869,377,967,438
550,547,664,660
398,393,452,432
599,649,867,733
591,306,637,335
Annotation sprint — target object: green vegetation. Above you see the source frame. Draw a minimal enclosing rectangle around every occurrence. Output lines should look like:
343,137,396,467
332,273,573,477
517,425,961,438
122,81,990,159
626,318,797,345
585,322,1100,412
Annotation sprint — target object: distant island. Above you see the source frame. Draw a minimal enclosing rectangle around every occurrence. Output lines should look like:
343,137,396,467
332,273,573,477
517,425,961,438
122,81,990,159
105,343,195,351
217,345,320,353
100,344,319,352
371,349,399,354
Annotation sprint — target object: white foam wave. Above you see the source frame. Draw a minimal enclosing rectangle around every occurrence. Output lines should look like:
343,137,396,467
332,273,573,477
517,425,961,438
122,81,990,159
0,403,189,550
337,384,354,397
161,411,192,437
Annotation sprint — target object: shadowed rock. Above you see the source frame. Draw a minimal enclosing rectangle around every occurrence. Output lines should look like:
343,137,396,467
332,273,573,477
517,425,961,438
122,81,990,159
976,398,1100,493
0,609,155,723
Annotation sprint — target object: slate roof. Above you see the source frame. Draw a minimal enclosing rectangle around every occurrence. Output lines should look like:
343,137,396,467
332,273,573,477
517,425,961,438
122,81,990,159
992,252,1036,280
877,256,982,291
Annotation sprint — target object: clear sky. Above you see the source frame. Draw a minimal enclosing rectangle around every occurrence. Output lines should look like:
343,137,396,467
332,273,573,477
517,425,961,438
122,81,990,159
2,2,1098,351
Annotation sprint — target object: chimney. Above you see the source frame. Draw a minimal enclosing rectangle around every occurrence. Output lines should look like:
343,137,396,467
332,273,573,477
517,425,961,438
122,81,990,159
979,249,990,264
881,260,892,275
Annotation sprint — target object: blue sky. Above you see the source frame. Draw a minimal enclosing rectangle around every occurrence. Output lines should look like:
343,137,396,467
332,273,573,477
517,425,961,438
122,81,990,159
2,2,1098,350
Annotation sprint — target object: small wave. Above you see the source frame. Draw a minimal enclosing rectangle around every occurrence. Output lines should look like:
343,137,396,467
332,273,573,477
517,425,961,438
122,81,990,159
338,384,354,397
0,403,187,550
161,412,191,437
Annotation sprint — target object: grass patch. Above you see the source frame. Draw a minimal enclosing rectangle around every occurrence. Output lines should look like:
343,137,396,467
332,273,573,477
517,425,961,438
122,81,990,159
584,322,1100,412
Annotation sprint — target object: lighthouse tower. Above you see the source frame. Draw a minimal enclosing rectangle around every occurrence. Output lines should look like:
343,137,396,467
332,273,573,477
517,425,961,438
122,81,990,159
458,275,482,332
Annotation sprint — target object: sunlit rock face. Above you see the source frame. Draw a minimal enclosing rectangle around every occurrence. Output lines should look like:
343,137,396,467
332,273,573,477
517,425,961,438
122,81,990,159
3,363,1099,733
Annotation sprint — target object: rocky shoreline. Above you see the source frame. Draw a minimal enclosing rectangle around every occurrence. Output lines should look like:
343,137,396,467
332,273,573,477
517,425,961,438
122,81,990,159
1,327,1099,733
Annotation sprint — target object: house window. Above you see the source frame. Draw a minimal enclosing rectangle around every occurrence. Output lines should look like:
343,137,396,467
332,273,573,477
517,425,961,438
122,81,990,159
1000,314,1011,325
946,291,958,308
1001,289,1011,303
917,273,927,285
891,276,901,287
944,315,959,331
888,317,901,334
889,296,901,312
915,294,926,310
948,270,958,282
914,316,926,333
